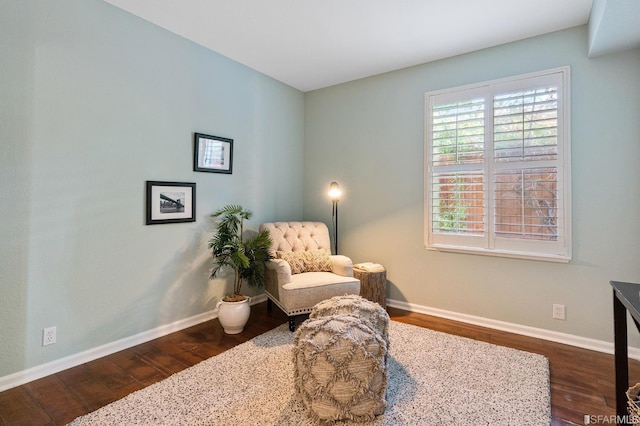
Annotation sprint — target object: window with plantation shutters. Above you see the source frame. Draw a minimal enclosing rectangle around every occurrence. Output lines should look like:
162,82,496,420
425,67,571,262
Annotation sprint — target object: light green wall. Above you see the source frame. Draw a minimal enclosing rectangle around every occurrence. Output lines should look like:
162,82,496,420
2,1,639,383
0,0,304,377
304,26,640,343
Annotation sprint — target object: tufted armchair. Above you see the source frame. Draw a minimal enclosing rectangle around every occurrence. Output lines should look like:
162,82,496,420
258,221,360,331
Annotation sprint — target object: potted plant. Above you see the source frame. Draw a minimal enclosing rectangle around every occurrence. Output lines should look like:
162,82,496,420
209,204,273,334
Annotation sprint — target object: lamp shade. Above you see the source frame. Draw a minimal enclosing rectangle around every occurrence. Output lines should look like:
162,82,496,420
328,182,341,200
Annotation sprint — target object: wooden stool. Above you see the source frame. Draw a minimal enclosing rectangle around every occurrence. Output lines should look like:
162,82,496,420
353,264,387,308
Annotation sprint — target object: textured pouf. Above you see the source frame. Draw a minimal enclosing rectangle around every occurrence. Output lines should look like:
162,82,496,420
293,314,388,422
310,294,390,346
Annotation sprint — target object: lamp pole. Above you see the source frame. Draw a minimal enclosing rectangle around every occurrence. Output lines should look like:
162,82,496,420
332,199,339,254
329,182,341,254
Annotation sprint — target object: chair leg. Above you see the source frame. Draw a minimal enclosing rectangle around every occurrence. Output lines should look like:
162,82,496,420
289,316,296,332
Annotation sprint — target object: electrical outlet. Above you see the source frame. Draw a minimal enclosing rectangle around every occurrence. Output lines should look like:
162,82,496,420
552,304,566,320
43,326,56,346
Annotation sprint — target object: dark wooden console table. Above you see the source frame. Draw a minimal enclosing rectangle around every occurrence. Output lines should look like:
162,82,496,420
611,280,640,424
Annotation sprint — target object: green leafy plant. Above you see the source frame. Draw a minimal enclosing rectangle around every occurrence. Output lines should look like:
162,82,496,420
208,205,273,302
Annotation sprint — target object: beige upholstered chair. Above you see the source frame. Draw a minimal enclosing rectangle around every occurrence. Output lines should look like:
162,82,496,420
258,222,360,331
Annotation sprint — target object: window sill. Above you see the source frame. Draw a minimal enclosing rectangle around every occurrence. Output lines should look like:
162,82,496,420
426,244,571,263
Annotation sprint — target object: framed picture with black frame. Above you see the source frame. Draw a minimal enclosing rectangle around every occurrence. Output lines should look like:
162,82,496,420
193,133,233,174
146,181,196,225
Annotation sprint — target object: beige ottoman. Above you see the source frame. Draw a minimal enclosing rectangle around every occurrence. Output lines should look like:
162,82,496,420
293,314,388,422
310,294,390,346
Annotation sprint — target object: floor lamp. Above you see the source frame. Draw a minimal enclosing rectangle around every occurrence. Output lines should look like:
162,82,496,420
328,182,341,254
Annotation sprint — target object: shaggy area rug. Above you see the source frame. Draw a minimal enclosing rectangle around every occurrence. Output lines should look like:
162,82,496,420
69,321,550,425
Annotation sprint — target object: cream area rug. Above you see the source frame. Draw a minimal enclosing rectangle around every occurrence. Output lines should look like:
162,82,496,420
69,321,550,425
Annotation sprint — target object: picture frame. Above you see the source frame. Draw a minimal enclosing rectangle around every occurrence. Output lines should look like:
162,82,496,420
146,181,196,225
194,133,233,174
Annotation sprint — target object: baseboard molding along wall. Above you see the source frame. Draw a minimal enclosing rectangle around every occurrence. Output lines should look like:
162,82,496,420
0,294,267,392
386,298,640,361
1,293,636,392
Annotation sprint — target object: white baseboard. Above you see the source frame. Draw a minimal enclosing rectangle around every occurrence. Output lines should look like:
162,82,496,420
387,298,640,360
0,294,267,392
2,293,633,392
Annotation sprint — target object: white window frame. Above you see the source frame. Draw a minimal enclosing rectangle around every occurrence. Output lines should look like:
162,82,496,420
424,66,571,262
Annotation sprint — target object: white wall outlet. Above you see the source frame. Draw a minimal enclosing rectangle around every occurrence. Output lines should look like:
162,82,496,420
552,304,566,320
43,326,56,346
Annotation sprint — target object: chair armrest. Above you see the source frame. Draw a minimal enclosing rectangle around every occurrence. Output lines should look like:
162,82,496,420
330,255,354,277
265,259,292,284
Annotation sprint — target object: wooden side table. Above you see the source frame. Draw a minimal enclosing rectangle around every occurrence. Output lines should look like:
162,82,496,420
353,264,387,309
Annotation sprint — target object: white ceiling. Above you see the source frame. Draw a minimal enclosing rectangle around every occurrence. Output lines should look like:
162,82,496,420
104,0,595,92
588,0,640,57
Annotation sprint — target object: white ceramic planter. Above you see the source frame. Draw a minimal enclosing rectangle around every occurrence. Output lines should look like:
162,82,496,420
216,297,251,334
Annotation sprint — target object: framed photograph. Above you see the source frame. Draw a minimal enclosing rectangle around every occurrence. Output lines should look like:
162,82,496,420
146,181,196,225
194,133,233,174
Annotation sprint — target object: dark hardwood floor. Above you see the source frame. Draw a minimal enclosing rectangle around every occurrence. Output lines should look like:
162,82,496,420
0,301,637,425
